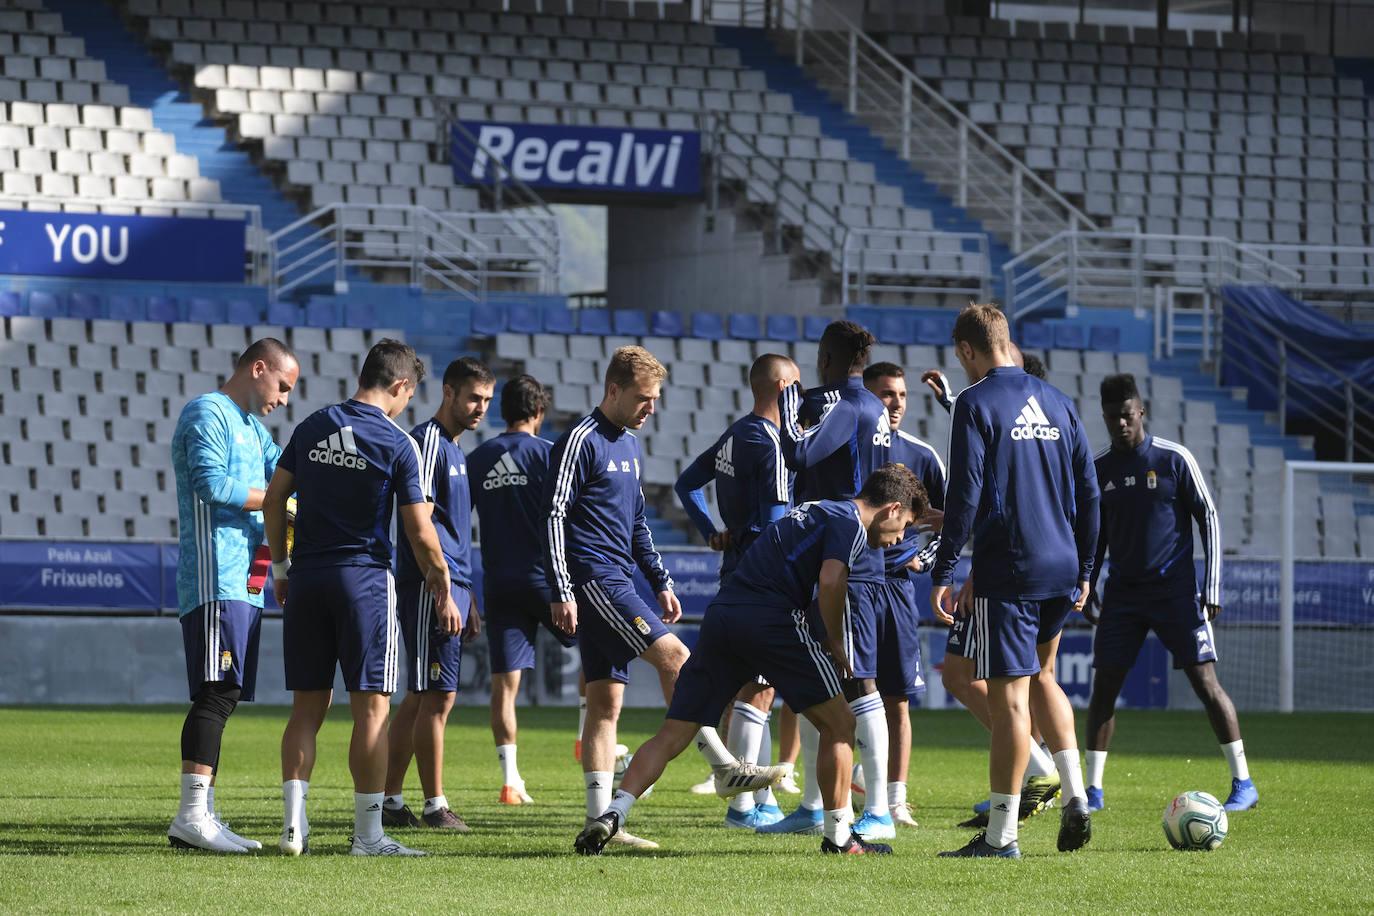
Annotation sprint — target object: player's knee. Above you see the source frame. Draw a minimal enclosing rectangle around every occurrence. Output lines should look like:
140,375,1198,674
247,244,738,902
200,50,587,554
181,683,240,766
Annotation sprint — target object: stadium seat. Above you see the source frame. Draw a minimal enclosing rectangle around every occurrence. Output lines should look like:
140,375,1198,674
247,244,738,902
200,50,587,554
146,297,179,323
803,315,830,341
267,301,303,326
544,305,576,335
68,292,101,319
0,292,21,318
1089,325,1122,352
915,317,947,346
649,309,684,337
187,298,226,325
1020,322,1053,350
577,309,612,336
339,302,374,329
226,299,261,326
877,312,915,345
612,310,647,336
692,312,724,340
304,300,338,328
471,303,505,336
727,314,761,340
27,291,61,318
765,314,799,341
108,295,143,322
1054,323,1086,350
508,302,540,334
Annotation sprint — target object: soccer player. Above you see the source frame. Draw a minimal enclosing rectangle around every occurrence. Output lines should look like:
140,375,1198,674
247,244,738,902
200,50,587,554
924,346,1065,827
467,373,576,804
168,338,299,852
861,362,947,828
265,339,456,857
381,357,493,831
674,353,800,828
1085,374,1257,812
931,305,1099,858
766,320,895,840
545,346,784,850
576,463,928,856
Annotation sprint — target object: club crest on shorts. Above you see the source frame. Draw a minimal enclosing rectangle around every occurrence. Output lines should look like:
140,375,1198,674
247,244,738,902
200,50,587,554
220,650,232,672
430,662,441,682
632,616,652,636
1147,470,1157,489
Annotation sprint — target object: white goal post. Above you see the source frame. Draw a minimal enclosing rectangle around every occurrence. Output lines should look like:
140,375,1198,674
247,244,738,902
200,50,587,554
1279,460,1374,713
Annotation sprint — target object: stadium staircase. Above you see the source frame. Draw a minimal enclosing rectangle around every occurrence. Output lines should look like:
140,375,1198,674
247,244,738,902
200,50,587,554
716,25,1016,298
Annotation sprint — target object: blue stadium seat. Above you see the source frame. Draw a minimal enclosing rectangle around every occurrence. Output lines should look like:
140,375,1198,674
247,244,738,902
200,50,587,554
108,295,143,321
544,305,576,335
578,308,612,336
803,315,829,341
187,298,226,325
1019,322,1053,350
877,312,915,345
69,292,102,319
649,310,683,337
508,302,540,334
1054,323,1085,350
1089,325,1122,352
692,312,724,340
728,314,762,340
343,302,376,329
765,315,799,341
915,317,946,346
225,300,260,326
304,300,337,328
471,303,505,336
267,301,303,326
0,291,20,317
612,310,647,336
146,296,179,323
27,291,61,317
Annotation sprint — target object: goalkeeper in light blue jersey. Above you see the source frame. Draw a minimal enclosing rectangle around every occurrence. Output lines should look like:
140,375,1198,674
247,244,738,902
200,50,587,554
167,337,299,853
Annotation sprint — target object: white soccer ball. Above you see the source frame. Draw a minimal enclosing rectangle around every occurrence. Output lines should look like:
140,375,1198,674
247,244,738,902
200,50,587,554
1162,790,1228,850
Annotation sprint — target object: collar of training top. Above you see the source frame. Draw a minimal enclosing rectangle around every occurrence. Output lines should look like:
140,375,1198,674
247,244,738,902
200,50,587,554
591,406,627,438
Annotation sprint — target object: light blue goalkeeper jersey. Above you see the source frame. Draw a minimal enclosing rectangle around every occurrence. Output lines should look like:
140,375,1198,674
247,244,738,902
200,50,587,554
172,391,282,617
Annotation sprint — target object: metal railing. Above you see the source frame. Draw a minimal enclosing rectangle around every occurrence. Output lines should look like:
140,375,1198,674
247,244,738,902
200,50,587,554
0,195,268,286
268,203,490,300
743,0,1096,254
1218,289,1374,463
1002,231,1303,323
840,227,990,303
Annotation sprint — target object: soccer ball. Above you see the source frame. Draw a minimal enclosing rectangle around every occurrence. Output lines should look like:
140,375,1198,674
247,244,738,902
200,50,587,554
612,743,653,798
1162,790,1228,850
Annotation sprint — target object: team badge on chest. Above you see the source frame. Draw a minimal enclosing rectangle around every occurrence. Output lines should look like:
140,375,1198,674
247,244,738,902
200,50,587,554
1147,470,1157,489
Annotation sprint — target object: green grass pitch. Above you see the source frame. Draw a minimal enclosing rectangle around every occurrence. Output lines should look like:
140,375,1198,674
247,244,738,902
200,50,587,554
0,705,1370,913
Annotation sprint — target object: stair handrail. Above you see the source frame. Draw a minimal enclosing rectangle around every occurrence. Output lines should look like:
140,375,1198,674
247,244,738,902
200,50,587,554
766,0,1098,250
0,194,267,286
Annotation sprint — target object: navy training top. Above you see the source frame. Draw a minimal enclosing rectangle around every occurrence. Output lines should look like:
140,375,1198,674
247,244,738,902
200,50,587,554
468,430,553,593
396,418,472,588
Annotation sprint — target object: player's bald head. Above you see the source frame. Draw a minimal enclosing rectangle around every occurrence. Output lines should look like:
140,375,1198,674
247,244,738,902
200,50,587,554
749,353,797,398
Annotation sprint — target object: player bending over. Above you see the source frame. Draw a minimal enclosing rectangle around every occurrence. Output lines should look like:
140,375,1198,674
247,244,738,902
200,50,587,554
576,464,927,856
1085,374,1257,812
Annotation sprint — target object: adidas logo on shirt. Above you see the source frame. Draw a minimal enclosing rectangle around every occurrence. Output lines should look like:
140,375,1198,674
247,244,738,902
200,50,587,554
307,426,369,469
715,436,736,478
1010,395,1061,442
482,451,528,490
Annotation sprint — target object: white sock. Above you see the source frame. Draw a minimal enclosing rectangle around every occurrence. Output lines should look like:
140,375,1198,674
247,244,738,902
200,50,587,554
422,795,447,815
498,744,522,787
727,703,766,812
987,792,1019,848
888,780,907,810
1221,739,1249,781
850,692,888,816
577,698,587,741
1024,741,1056,780
585,771,612,819
754,713,777,808
799,717,823,810
1053,749,1087,803
353,791,384,844
1086,750,1107,789
823,807,851,846
383,793,405,810
282,779,308,833
206,785,216,820
608,788,636,824
696,726,734,768
178,773,209,820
